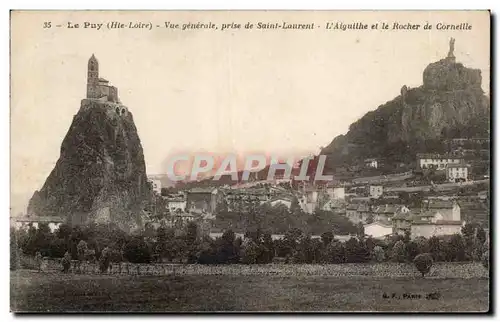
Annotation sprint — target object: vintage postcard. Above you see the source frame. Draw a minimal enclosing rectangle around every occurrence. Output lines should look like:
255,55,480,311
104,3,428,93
10,10,490,312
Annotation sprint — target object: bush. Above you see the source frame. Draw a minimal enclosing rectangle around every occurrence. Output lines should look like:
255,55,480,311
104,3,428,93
414,253,433,277
240,240,260,264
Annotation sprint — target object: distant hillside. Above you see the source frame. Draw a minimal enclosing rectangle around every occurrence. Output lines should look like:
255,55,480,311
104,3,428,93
321,39,490,172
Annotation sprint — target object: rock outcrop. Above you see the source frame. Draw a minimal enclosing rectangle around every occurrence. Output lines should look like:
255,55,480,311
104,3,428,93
28,99,151,230
321,39,489,169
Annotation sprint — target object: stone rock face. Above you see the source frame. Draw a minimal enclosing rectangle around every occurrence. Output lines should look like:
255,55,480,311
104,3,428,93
423,58,482,91
321,43,489,168
28,99,151,230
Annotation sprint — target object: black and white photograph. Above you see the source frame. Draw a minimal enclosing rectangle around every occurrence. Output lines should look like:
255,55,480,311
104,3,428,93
9,10,491,312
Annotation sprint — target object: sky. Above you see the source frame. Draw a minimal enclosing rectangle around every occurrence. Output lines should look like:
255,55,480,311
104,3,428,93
10,11,490,213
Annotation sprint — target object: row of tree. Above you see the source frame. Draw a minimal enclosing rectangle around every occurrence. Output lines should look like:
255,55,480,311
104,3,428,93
11,220,489,269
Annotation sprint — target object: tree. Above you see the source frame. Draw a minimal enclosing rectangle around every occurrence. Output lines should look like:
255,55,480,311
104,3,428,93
461,223,476,260
482,249,489,270
345,238,369,263
427,236,442,261
324,240,345,263
55,223,71,241
391,240,406,263
320,231,334,247
414,253,433,277
356,223,365,239
372,245,385,262
414,236,429,254
257,232,275,264
123,238,152,263
77,240,88,261
405,241,419,262
170,237,187,263
403,230,411,244
216,230,239,264
144,222,156,240
61,251,71,273
476,227,487,245
282,228,302,259
240,239,260,264
99,246,111,273
49,238,67,258
196,238,217,264
293,234,314,263
447,234,466,262
184,222,200,263
10,228,19,270
23,223,53,256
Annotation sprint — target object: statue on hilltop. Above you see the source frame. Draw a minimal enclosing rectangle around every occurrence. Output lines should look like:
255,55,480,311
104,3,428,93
447,37,456,61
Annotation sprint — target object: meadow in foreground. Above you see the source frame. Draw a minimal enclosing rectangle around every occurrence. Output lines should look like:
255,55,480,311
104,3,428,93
11,269,489,312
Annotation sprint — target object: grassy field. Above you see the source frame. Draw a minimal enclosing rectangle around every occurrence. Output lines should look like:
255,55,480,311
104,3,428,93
11,269,489,312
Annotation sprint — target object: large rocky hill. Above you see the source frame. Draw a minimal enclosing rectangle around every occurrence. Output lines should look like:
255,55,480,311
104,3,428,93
27,99,151,230
321,39,490,171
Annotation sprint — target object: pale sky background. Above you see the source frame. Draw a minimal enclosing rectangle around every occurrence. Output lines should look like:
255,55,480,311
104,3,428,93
10,11,490,214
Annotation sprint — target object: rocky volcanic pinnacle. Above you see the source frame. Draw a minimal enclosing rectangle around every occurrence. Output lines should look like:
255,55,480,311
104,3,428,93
27,99,151,230
321,39,489,168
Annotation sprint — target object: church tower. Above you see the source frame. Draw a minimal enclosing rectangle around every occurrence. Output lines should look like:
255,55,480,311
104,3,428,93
87,54,99,99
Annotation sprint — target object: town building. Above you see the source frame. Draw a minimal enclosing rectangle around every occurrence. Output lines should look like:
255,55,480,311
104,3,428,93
267,195,294,209
165,212,196,228
186,187,221,215
372,204,410,223
14,216,65,233
345,204,371,224
326,187,345,200
392,212,413,235
222,187,270,212
369,185,383,198
364,221,393,239
162,194,187,213
392,207,463,239
392,198,464,238
364,158,378,168
458,200,489,228
422,199,461,221
416,153,462,170
299,186,320,214
410,219,462,239
322,199,346,213
446,163,470,182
